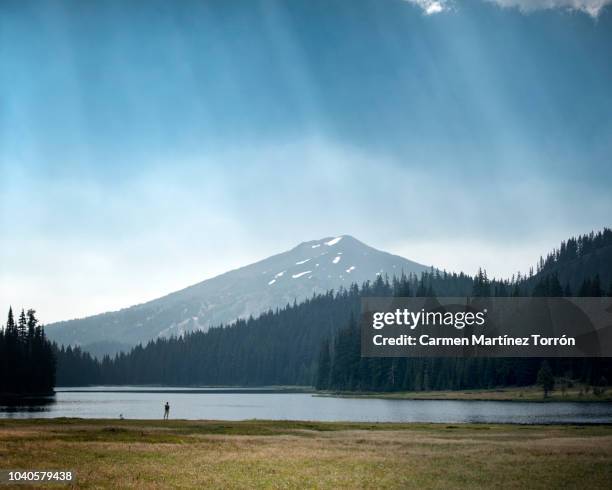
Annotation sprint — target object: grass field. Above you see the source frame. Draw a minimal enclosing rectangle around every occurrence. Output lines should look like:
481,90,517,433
1,419,612,488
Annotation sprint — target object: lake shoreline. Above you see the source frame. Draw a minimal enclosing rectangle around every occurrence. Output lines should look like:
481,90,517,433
52,384,612,402
317,384,612,403
5,387,611,423
2,417,612,427
2,417,612,429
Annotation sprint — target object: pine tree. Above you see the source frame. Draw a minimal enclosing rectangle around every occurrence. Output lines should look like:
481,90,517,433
26,309,37,339
592,274,603,297
549,274,563,297
537,361,555,398
5,307,16,340
316,339,331,390
472,269,491,297
17,309,27,340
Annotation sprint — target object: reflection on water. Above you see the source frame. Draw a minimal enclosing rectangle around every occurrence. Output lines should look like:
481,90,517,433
2,406,50,414
2,387,611,424
0,395,55,413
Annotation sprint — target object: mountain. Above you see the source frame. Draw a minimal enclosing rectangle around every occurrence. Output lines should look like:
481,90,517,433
53,228,612,388
46,235,429,355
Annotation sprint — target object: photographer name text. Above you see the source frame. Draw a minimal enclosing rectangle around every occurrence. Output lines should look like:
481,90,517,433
371,308,575,348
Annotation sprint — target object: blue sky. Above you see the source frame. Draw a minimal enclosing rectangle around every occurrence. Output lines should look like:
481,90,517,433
1,0,611,322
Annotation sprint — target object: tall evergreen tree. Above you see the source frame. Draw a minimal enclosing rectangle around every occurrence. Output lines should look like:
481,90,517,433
17,309,27,340
537,361,555,398
5,307,16,339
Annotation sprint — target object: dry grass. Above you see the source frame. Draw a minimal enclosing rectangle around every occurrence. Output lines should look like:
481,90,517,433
0,419,611,488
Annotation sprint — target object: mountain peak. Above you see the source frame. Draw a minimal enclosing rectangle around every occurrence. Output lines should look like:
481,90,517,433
295,234,357,250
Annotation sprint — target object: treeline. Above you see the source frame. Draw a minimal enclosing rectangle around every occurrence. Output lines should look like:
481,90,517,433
55,270,612,388
54,228,612,390
316,272,612,392
537,228,612,276
0,308,55,395
528,228,612,294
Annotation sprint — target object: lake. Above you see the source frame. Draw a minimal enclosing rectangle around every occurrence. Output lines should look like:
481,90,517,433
2,387,612,424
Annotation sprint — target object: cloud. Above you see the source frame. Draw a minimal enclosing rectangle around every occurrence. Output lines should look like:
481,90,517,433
404,1,451,15
486,0,611,17
404,0,611,17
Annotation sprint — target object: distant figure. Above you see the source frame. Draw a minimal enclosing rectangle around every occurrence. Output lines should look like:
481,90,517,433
119,413,124,420
164,402,170,420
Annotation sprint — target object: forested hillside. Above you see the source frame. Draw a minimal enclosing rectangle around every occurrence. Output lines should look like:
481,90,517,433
528,228,612,292
317,229,612,392
54,229,612,389
318,272,612,392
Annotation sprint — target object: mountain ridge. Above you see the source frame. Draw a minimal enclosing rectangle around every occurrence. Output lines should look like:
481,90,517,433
46,235,430,355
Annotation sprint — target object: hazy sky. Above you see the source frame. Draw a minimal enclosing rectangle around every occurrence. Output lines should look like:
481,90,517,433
2,0,611,322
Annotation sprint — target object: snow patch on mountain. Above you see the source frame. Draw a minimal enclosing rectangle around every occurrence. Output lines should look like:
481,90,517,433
332,256,341,264
325,236,343,246
292,271,312,279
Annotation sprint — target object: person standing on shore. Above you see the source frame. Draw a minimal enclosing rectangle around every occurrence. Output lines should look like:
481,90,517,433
163,402,170,420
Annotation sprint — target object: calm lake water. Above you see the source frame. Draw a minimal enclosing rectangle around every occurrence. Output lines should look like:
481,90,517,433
2,387,612,424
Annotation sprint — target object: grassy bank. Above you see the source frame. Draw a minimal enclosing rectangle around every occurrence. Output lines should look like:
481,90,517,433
320,384,612,402
1,419,612,488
